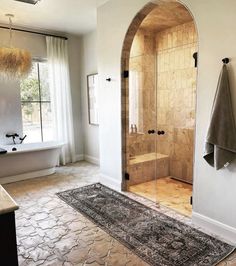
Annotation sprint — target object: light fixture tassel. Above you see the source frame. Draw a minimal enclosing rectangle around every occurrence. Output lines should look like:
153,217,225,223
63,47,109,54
0,14,32,80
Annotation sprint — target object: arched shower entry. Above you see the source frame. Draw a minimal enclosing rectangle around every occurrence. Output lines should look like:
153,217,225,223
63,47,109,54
121,1,198,217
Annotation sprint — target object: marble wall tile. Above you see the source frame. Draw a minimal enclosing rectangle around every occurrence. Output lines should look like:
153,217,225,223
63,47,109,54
170,160,183,178
156,157,170,178
156,140,173,156
155,21,197,183
144,34,156,54
130,31,145,57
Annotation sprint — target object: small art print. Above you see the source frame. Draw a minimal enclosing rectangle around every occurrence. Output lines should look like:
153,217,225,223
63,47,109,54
87,73,99,125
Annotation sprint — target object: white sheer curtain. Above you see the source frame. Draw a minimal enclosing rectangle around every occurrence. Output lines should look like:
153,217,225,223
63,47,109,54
46,36,76,165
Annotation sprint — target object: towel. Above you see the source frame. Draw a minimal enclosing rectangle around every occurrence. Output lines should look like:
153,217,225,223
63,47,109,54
204,64,236,170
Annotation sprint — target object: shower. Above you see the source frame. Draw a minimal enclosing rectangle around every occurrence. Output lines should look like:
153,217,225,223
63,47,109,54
122,1,198,217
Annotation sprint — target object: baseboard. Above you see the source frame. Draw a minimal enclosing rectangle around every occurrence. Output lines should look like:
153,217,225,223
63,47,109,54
75,154,84,162
192,211,236,245
84,155,100,165
0,168,56,185
99,174,122,191
75,154,99,165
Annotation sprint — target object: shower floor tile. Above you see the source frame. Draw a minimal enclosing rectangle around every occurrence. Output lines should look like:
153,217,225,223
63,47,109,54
129,177,193,217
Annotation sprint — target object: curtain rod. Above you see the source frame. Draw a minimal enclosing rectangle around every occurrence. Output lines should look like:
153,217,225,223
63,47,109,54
0,25,68,40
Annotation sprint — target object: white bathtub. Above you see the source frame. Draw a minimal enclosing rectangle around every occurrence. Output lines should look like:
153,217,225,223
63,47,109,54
0,141,64,184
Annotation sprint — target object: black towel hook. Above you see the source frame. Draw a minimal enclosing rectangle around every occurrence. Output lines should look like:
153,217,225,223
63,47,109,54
222,58,230,64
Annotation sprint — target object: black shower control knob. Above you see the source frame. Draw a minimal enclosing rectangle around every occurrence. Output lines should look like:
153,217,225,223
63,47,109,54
157,130,165,135
148,130,155,134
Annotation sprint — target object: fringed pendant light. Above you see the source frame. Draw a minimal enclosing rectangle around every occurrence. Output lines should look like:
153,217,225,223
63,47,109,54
0,14,32,80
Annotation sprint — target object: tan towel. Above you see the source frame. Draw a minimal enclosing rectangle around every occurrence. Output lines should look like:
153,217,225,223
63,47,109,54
204,64,236,170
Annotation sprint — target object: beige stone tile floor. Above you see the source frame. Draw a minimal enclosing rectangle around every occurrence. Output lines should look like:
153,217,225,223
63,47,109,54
3,161,236,266
129,177,192,217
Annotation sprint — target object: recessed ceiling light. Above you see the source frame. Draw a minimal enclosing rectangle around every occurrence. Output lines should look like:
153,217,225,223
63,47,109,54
14,0,41,5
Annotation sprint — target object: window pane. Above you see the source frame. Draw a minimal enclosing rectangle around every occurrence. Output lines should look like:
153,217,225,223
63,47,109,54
39,62,51,101
42,103,53,142
20,63,40,101
21,102,42,143
20,61,53,143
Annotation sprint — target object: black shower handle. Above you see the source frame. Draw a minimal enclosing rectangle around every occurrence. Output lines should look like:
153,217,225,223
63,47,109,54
148,130,155,134
157,130,165,135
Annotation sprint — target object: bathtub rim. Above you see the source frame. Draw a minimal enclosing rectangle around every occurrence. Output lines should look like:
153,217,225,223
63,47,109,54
0,141,64,156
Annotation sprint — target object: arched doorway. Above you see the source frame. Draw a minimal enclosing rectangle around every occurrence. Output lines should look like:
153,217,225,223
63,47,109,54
121,1,198,217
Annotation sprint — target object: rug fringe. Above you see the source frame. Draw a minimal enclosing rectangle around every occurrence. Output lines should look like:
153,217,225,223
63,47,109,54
213,247,236,266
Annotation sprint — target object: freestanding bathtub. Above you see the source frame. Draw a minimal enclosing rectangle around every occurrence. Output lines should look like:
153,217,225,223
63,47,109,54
0,141,64,184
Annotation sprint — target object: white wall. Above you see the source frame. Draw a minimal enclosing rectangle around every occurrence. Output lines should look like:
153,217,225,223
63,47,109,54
0,28,83,157
97,0,236,242
80,31,100,164
0,80,22,144
184,0,236,243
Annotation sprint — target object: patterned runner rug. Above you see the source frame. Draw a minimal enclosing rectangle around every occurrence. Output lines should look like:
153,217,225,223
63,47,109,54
57,183,235,266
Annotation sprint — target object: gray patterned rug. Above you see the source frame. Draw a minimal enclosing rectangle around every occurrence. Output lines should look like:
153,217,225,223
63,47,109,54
57,183,234,266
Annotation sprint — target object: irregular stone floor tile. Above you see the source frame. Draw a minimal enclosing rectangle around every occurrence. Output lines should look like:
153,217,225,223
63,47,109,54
3,161,235,266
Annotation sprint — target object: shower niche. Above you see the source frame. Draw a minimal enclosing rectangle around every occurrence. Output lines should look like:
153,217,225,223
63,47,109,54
124,2,198,216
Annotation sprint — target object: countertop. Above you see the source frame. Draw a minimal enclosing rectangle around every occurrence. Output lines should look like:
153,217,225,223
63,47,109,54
0,185,19,215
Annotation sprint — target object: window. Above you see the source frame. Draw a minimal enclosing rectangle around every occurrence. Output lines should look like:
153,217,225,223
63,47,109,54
20,61,53,143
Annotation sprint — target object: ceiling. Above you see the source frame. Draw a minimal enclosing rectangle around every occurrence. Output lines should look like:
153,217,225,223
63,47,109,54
0,0,110,35
140,2,193,32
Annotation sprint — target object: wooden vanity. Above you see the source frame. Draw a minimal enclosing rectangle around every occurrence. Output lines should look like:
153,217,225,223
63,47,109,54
0,185,19,266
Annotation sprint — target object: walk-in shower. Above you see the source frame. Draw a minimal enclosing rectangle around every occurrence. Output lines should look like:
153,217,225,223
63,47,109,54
122,1,198,217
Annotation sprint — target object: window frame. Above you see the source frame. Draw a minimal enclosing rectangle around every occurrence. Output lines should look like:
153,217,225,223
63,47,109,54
21,59,51,142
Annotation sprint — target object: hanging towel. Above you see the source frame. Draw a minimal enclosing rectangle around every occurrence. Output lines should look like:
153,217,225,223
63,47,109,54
204,64,236,170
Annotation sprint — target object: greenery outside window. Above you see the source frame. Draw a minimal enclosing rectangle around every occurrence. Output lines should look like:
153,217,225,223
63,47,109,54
20,60,53,143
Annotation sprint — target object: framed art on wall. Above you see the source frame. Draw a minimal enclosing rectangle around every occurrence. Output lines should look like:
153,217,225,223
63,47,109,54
87,73,99,125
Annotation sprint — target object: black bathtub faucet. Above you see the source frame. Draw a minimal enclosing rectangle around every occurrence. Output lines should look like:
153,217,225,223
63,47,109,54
6,133,19,138
6,133,19,144
6,133,27,144
19,135,27,144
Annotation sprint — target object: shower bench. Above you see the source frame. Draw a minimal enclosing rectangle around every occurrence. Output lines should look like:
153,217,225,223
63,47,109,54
128,152,169,186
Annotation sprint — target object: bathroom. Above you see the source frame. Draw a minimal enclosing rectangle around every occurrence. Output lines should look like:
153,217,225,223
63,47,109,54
0,0,236,265
124,2,198,216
